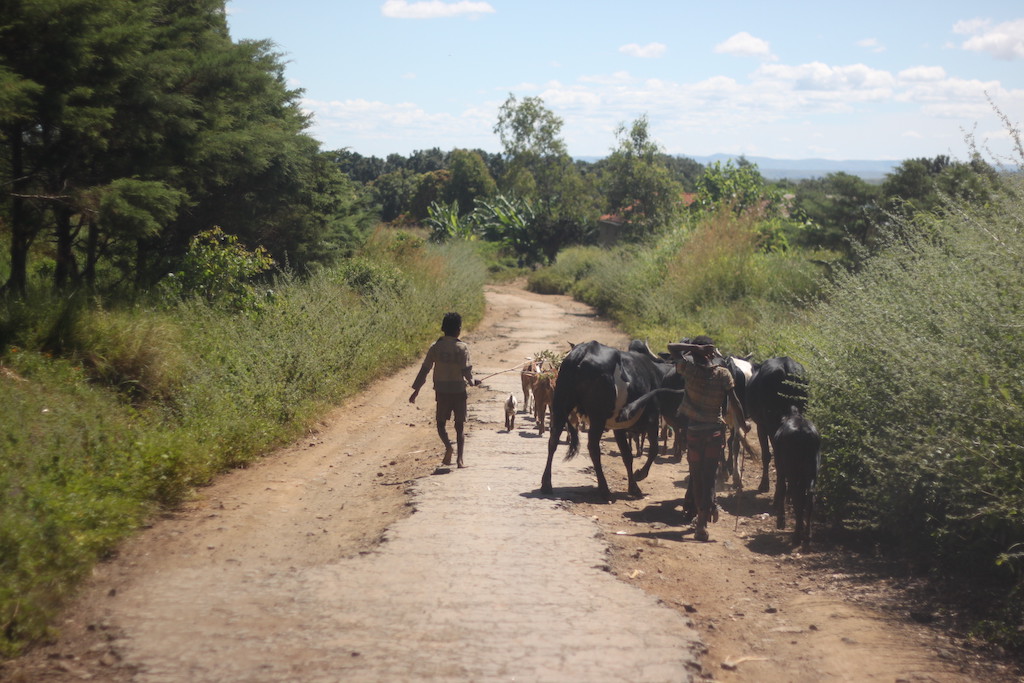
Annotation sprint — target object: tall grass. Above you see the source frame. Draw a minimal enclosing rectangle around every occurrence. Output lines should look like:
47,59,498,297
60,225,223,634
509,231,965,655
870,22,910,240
0,229,485,655
528,212,828,354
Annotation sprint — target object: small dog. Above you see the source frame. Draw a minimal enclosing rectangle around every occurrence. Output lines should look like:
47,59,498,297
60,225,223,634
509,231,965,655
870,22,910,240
504,393,517,431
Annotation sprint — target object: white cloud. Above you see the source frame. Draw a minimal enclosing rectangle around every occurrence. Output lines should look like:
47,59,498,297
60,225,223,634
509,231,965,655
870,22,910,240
898,66,947,82
757,62,894,93
618,42,667,59
857,38,886,53
954,18,1024,59
714,32,776,60
381,0,495,19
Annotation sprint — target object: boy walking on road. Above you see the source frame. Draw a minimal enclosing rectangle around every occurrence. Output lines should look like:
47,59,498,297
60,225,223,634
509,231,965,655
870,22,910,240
409,312,480,468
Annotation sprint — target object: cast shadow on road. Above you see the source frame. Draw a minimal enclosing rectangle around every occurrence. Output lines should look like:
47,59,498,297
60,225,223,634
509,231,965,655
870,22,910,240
519,485,622,505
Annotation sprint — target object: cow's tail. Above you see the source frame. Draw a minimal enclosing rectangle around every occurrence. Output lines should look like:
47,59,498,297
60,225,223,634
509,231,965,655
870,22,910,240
619,387,686,424
564,420,580,461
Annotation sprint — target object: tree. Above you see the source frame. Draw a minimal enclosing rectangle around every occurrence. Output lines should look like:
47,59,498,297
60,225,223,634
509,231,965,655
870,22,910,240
601,115,683,240
492,94,599,262
371,169,420,223
695,158,783,216
793,172,880,257
880,155,995,219
444,149,497,216
1,0,350,293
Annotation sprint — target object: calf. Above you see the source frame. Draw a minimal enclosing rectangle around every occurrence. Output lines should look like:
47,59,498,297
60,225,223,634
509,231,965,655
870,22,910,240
773,406,821,546
520,358,542,414
533,373,555,435
504,393,517,431
746,356,808,493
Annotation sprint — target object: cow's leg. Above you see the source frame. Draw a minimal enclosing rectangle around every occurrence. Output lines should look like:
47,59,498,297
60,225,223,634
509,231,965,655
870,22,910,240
792,478,807,544
633,422,660,483
541,423,563,493
773,458,788,530
590,426,613,501
614,430,642,497
757,425,773,493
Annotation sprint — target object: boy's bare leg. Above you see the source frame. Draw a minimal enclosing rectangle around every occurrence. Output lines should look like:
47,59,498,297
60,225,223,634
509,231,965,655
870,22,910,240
437,421,453,465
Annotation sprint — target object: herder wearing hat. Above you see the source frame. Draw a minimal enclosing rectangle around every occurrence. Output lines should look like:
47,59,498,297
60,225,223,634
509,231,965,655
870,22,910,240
667,336,748,542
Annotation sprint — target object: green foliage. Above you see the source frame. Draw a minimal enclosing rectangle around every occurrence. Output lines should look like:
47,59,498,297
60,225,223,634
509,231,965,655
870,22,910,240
444,149,497,214
791,174,1024,577
0,0,359,294
0,235,485,654
425,200,475,243
470,194,538,264
792,172,881,260
531,213,826,352
601,115,684,241
695,158,784,217
159,227,275,312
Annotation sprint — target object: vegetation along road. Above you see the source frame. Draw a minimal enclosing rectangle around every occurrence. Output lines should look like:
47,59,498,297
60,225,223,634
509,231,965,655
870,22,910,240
4,283,1017,682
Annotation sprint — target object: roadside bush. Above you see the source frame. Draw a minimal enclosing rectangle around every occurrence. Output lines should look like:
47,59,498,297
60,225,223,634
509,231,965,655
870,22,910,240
530,213,827,354
794,171,1024,580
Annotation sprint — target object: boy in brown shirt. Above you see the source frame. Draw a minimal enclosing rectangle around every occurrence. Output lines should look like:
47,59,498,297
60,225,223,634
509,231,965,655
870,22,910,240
409,312,480,468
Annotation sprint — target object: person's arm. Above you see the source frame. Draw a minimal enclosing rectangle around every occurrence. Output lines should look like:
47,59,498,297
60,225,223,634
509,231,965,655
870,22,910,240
461,346,481,386
409,348,435,403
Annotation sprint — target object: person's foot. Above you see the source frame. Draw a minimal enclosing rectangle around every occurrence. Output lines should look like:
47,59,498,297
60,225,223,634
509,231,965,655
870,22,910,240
441,445,453,466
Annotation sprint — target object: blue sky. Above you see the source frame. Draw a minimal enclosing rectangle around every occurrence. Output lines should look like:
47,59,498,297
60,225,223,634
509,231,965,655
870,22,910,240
226,1,1024,163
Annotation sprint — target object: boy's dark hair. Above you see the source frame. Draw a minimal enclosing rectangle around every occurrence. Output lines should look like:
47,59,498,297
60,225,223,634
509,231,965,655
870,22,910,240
441,312,462,336
691,334,714,346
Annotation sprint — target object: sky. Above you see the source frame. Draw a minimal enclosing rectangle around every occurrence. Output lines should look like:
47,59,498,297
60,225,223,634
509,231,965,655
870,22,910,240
225,0,1024,163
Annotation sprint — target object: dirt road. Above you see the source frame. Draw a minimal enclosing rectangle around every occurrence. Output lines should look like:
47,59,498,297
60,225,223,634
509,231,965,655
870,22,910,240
4,283,1019,682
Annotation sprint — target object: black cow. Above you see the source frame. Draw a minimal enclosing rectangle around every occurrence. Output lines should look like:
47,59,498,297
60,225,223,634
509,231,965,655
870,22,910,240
773,406,821,546
720,355,754,488
541,340,664,501
746,356,808,493
626,340,687,460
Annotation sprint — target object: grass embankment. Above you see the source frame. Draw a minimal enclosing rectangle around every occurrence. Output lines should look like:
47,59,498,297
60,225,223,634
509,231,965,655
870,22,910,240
529,172,1024,645
0,230,485,655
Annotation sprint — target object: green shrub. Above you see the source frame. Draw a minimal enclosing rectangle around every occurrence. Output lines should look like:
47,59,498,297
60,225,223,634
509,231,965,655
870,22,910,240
794,172,1024,579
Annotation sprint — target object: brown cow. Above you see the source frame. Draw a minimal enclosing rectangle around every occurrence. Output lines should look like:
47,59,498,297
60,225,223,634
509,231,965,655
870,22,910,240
532,373,555,435
520,357,543,414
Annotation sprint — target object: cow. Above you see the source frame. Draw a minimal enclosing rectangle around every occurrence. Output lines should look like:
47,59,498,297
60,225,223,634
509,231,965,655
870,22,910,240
520,358,543,414
745,356,808,494
541,340,664,501
533,372,555,434
625,340,687,461
773,406,821,546
721,355,754,488
504,393,517,431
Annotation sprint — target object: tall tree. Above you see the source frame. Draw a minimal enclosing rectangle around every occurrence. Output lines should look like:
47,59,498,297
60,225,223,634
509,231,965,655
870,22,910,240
602,115,683,240
492,94,598,260
1,0,352,293
444,149,497,215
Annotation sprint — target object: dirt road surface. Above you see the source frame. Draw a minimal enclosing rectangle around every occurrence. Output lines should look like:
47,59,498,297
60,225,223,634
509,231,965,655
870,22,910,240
4,283,1020,682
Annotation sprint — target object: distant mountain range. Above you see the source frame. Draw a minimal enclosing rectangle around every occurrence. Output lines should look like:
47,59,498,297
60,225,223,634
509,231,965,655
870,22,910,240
687,154,901,181
577,153,902,181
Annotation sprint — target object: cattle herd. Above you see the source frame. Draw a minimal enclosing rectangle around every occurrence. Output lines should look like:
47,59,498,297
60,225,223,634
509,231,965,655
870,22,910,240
511,339,821,546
